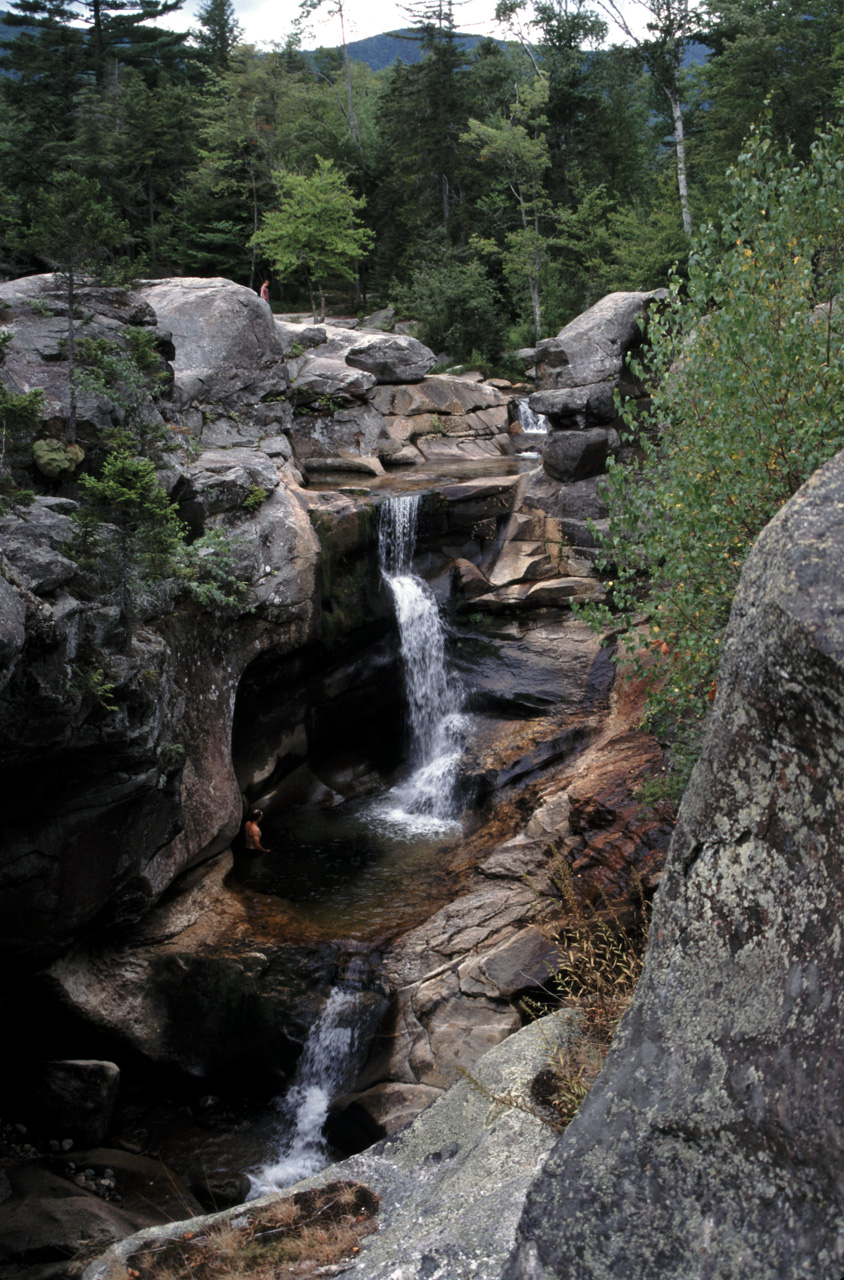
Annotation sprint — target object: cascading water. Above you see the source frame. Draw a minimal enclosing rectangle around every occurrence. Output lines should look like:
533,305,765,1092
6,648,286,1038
376,494,466,830
514,399,549,458
250,985,364,1193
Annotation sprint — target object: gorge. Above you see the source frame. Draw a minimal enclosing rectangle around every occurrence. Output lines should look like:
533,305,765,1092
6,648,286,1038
5,269,842,1280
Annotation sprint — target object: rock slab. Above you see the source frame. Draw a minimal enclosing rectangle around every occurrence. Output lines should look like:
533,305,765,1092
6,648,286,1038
505,447,844,1279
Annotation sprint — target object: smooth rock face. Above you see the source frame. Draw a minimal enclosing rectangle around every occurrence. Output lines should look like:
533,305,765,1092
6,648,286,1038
506,448,844,1280
135,277,289,411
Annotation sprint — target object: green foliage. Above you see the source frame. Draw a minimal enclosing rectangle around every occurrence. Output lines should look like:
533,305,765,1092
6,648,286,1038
242,484,268,512
250,156,374,320
70,450,247,644
73,328,171,450
0,363,43,510
174,525,249,609
393,250,507,362
25,170,129,278
582,119,844,764
69,664,118,711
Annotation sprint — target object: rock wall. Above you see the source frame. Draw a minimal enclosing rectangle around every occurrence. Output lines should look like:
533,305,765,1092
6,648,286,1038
505,448,844,1280
0,271,666,1095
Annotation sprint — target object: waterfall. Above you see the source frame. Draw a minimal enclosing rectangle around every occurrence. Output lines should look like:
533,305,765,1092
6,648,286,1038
376,495,465,830
515,400,549,435
251,986,363,1193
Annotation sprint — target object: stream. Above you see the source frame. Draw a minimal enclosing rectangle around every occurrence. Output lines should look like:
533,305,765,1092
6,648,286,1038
246,494,470,1190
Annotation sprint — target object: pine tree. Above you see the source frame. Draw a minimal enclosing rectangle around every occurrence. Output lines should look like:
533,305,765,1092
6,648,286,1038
193,0,242,70
26,172,129,443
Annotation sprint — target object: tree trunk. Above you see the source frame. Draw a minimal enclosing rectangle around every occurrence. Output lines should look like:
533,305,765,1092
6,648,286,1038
337,0,361,147
668,84,692,236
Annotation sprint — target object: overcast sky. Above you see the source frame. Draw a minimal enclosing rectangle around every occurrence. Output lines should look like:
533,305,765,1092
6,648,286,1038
169,0,642,54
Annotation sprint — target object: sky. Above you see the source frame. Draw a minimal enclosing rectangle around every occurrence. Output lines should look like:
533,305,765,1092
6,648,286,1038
168,0,643,54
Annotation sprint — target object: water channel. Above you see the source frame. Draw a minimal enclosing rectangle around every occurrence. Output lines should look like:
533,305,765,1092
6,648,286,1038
245,494,471,1190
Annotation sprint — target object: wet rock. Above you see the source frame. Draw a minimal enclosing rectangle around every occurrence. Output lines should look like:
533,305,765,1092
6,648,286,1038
23,1060,120,1148
506,448,844,1280
43,853,344,1079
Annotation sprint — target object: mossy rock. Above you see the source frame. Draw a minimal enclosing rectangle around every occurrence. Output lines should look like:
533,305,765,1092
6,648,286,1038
32,439,86,478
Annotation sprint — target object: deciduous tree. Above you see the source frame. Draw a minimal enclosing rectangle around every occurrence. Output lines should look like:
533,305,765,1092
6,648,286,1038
250,156,374,319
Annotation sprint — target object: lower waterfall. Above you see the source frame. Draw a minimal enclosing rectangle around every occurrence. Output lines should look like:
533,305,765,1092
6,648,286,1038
250,985,365,1193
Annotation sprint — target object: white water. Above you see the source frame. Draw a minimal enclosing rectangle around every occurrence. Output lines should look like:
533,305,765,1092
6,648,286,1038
515,400,549,435
375,495,466,832
250,986,362,1193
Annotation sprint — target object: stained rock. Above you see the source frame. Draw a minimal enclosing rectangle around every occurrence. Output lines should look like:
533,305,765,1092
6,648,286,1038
534,290,664,392
543,426,619,482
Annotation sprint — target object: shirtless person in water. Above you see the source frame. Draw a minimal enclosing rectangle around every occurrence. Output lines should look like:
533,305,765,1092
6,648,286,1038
243,809,270,853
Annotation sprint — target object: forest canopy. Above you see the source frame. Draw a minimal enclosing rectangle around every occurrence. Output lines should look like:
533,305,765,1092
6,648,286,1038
3,0,844,354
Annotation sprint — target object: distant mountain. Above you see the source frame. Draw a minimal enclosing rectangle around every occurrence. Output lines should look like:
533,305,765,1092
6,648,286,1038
312,30,709,73
308,29,495,72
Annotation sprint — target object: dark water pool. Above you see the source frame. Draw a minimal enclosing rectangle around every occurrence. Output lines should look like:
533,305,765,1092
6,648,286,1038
230,790,465,940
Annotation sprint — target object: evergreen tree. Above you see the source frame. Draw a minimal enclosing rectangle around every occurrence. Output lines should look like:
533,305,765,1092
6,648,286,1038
192,0,242,71
463,74,553,338
696,0,844,176
72,449,187,649
0,0,86,191
26,173,129,443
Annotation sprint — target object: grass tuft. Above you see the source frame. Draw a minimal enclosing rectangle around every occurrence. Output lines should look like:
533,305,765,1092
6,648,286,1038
122,1181,380,1280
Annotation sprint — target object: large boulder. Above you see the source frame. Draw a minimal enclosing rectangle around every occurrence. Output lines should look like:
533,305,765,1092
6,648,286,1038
343,332,436,383
134,277,289,414
533,290,664,394
83,1012,580,1280
0,276,163,442
506,448,844,1279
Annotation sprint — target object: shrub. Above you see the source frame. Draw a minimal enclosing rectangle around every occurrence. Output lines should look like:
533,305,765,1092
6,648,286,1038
393,253,507,363
582,118,844,792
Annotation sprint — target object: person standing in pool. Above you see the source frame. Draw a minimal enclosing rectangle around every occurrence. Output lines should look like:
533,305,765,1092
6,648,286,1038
244,808,270,853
